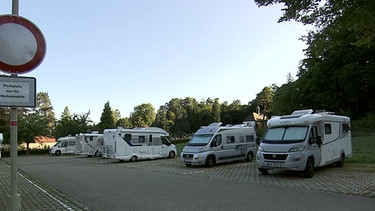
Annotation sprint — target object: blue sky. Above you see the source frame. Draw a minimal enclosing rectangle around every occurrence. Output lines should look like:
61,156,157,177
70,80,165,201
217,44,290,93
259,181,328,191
0,0,309,123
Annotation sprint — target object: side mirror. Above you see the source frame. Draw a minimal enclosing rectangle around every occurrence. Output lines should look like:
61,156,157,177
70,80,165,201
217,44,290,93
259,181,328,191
316,136,322,145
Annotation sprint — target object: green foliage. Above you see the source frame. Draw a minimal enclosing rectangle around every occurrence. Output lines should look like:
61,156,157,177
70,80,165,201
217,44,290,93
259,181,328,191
346,135,375,164
98,101,116,132
352,112,375,132
54,108,93,138
255,0,375,120
130,103,156,127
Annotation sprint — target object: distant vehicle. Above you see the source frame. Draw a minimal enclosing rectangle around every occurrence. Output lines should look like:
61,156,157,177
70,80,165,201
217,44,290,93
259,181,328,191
102,127,177,162
256,109,352,178
75,132,104,157
50,136,76,156
180,122,258,167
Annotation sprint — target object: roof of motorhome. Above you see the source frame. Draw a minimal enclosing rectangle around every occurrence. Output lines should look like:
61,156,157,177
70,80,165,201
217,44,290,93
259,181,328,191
196,122,255,134
104,127,169,136
267,109,350,127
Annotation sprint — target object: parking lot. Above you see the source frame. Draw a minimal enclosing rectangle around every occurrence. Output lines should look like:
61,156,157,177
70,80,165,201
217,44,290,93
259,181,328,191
1,155,375,210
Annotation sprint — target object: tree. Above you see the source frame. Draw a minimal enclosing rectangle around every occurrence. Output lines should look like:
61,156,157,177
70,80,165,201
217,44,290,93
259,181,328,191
130,103,156,127
17,93,56,153
54,107,92,138
256,86,275,118
255,0,375,118
98,101,116,132
116,117,132,128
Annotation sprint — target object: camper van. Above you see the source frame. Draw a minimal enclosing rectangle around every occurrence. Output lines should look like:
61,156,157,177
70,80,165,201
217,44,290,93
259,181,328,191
256,109,352,178
75,132,104,157
102,127,177,162
50,136,76,156
180,122,258,167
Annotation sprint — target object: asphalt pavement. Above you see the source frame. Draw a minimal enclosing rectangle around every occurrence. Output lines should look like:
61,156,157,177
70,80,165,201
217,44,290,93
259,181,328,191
1,156,374,211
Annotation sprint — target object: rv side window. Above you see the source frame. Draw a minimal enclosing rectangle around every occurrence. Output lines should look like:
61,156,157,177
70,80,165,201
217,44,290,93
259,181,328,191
61,142,67,147
139,136,145,143
69,141,75,146
239,136,244,143
246,135,254,142
342,123,350,133
226,136,235,144
325,124,332,134
125,134,131,141
161,137,171,146
211,135,222,147
90,136,93,141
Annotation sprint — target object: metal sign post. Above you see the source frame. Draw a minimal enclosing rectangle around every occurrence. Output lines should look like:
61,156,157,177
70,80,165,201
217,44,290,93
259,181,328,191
0,1,46,210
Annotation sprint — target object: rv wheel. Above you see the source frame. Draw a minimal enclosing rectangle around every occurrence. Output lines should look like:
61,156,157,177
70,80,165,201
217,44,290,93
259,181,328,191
205,156,215,167
130,156,138,162
246,152,254,162
336,154,345,167
303,158,314,178
55,151,61,156
168,151,176,158
258,168,268,175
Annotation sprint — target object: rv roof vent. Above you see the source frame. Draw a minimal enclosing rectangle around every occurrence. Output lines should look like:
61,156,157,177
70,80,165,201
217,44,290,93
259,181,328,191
208,122,222,127
291,109,313,116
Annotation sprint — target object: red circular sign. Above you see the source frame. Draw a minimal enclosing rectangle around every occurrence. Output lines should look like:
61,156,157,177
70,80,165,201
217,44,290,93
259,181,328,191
0,15,46,74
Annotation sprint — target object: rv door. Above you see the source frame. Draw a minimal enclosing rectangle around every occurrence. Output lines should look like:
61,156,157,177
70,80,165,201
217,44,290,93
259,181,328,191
309,125,321,166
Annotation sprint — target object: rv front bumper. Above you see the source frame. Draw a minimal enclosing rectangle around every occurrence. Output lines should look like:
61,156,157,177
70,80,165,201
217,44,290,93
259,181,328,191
180,153,206,166
256,151,307,171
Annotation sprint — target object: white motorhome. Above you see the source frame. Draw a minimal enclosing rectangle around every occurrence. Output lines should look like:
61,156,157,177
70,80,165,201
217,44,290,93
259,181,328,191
75,132,104,157
102,127,177,162
256,109,352,178
50,136,76,156
180,122,258,167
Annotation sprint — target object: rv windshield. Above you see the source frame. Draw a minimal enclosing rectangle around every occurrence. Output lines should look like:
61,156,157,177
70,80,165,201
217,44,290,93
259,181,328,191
187,134,213,146
263,126,308,144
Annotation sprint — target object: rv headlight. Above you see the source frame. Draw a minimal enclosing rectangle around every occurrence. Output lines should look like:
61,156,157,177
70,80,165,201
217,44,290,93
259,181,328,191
258,146,264,152
198,147,207,152
289,145,305,152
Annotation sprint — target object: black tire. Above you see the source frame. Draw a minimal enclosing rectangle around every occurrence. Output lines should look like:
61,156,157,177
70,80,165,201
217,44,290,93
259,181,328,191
130,156,138,162
336,154,345,167
55,150,61,156
168,151,176,158
258,168,268,175
303,158,314,178
205,155,215,167
246,152,254,162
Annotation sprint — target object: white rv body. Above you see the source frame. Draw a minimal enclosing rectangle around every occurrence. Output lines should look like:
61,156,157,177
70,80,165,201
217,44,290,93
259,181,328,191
102,127,177,162
256,109,352,178
75,132,104,157
180,123,258,167
50,136,77,156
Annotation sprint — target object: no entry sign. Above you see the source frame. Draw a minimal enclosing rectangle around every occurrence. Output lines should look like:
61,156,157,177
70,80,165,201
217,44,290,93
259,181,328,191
0,15,46,74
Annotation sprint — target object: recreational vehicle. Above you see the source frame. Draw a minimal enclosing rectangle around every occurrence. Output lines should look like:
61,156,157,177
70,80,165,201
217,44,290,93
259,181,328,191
180,122,258,167
256,109,352,178
102,127,177,162
50,136,76,156
75,132,104,157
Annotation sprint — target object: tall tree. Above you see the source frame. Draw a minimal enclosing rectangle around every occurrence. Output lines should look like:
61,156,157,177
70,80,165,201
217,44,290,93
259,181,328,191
255,0,375,118
130,103,156,127
98,101,116,132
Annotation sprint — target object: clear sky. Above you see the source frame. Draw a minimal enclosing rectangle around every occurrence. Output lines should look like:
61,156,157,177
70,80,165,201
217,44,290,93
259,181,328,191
0,0,308,123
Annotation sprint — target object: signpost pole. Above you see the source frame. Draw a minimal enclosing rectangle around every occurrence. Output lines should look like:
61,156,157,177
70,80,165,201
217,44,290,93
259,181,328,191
8,1,21,211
